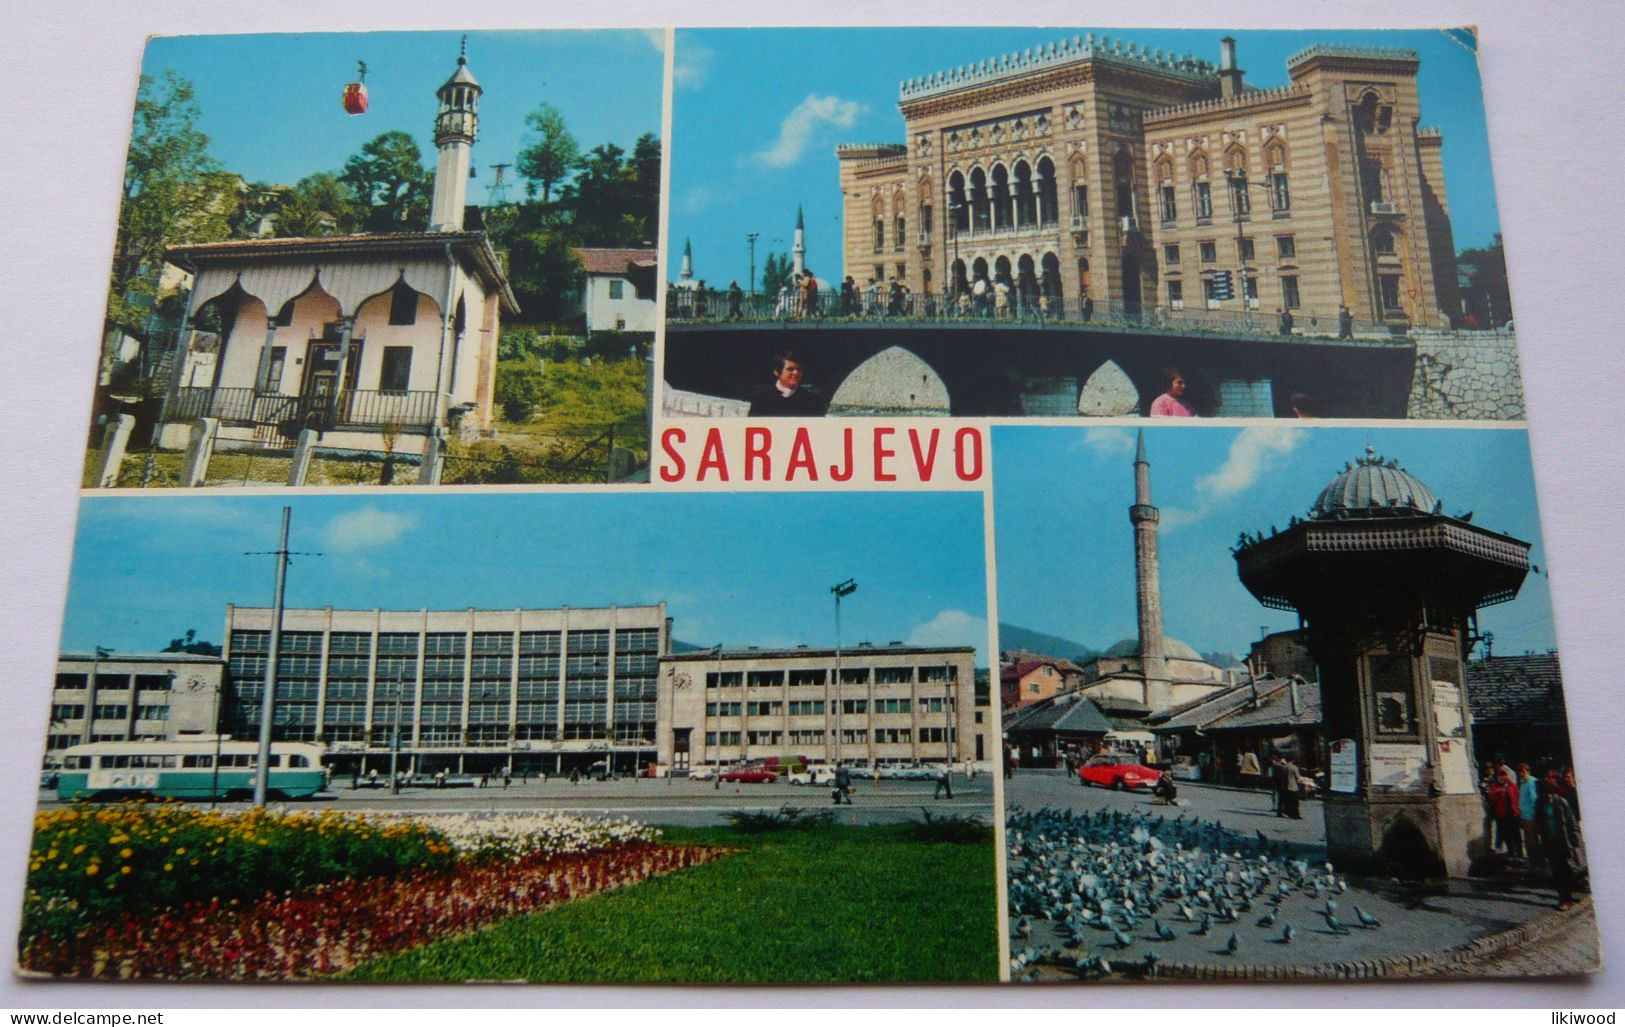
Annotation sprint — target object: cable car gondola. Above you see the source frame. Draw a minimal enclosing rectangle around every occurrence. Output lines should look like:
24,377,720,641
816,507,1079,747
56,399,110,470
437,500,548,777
342,60,369,115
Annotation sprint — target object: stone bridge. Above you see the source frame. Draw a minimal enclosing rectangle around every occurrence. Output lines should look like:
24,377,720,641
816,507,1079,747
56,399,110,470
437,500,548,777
663,319,1419,418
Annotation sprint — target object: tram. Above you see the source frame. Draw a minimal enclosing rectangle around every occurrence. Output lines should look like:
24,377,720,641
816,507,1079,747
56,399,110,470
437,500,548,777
54,738,327,802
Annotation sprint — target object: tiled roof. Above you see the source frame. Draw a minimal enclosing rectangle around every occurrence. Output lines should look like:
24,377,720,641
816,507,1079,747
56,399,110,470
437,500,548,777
574,247,659,276
1001,657,1083,682
1004,693,1115,736
1203,678,1321,732
1467,654,1566,728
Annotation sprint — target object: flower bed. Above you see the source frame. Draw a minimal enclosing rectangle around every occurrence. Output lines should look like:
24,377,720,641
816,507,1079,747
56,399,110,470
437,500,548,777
23,805,452,944
23,843,723,979
20,804,717,980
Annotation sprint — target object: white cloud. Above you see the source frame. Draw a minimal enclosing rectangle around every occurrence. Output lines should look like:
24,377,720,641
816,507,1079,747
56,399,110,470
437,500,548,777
1194,425,1304,502
682,185,715,215
322,507,414,552
1080,427,1137,458
642,28,666,54
748,94,864,169
673,37,711,88
1159,426,1303,532
907,609,990,664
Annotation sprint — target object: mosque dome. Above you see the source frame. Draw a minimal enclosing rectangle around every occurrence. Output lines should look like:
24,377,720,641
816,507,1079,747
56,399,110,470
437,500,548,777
1103,636,1206,662
1309,446,1438,520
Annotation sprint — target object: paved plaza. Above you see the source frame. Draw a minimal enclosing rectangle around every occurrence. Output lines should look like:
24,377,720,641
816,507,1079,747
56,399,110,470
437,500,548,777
1006,770,1596,980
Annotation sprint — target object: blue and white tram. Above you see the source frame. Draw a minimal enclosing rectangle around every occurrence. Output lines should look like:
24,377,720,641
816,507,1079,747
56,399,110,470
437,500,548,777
54,739,328,802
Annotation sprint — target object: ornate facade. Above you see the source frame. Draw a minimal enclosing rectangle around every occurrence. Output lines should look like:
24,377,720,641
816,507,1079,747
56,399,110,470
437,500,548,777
838,35,1459,329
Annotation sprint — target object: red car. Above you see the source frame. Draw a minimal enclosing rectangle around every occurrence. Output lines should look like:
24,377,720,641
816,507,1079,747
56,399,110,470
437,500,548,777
1078,754,1161,790
719,766,779,783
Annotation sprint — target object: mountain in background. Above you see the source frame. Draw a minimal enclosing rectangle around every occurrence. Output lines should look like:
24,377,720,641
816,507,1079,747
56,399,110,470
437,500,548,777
997,623,1100,665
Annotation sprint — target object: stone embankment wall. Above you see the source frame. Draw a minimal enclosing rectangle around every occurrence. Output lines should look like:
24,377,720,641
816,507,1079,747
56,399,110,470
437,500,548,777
1407,329,1525,421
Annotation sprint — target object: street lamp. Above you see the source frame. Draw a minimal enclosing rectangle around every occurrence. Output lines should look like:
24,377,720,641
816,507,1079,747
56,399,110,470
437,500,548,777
746,232,759,297
388,667,404,795
830,579,857,765
1223,169,1276,326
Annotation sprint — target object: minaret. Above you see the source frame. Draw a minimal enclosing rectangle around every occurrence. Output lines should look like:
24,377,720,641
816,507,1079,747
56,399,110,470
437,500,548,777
679,238,694,285
429,39,481,232
1130,430,1172,709
792,204,806,277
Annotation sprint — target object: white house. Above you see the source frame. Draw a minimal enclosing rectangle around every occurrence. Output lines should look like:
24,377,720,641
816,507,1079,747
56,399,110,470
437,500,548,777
574,247,657,335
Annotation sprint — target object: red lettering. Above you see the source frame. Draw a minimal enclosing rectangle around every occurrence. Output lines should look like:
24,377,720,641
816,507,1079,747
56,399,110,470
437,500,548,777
744,427,771,481
829,429,855,482
874,427,897,482
908,428,940,480
697,428,729,481
787,428,818,481
658,427,686,482
954,427,984,481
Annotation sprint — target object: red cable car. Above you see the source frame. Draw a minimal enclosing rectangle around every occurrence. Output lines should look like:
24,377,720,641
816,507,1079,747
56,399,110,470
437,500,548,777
342,60,369,115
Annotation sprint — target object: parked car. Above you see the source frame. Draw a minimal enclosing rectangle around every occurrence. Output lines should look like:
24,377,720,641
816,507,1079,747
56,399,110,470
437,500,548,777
1078,754,1162,790
788,766,837,786
719,765,779,783
686,766,717,781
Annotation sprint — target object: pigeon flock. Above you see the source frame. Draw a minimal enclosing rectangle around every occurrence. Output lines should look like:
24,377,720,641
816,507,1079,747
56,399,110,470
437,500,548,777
1006,804,1384,981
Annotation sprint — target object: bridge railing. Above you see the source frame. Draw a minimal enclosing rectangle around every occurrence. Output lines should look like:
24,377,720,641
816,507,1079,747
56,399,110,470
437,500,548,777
665,287,1398,340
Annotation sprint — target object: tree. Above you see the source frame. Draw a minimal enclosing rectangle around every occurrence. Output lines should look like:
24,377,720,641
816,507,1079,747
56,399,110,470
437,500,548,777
341,131,430,231
516,103,580,205
162,629,222,656
108,72,231,341
1457,234,1512,328
761,251,793,300
274,173,363,237
627,133,661,237
563,142,633,245
505,230,583,322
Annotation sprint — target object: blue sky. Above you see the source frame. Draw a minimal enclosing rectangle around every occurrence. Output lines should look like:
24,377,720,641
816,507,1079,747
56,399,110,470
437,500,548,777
993,425,1558,659
140,29,665,198
669,27,1500,289
59,491,990,664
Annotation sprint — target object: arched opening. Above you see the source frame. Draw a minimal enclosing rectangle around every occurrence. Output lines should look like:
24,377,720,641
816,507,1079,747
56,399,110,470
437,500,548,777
971,256,989,283
969,167,990,232
991,164,1011,230
948,170,968,232
1016,254,1038,313
1036,156,1057,226
993,255,1012,289
1121,251,1142,317
1041,252,1062,306
1013,160,1035,228
951,258,969,299
1112,147,1136,220
1078,257,1092,300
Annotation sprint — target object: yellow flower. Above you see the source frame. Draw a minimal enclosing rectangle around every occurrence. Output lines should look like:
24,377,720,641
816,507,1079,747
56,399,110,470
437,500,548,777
163,863,173,872
120,848,132,859
120,866,132,875
72,845,85,855
85,865,99,876
175,847,186,855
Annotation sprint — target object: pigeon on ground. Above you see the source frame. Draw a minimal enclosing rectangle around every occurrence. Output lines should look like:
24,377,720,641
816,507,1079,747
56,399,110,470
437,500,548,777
1354,905,1381,929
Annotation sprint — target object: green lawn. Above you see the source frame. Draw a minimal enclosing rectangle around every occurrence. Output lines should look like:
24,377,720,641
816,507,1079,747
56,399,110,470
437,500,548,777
344,823,999,983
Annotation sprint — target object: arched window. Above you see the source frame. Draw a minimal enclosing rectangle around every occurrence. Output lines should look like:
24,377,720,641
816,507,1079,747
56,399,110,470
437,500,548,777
1225,146,1250,217
892,188,907,253
1372,226,1397,255
1155,156,1176,224
991,164,1011,230
1112,147,1136,219
1069,157,1089,226
1013,160,1035,227
948,171,968,232
1036,157,1058,225
969,167,990,231
1266,142,1290,214
1190,151,1212,223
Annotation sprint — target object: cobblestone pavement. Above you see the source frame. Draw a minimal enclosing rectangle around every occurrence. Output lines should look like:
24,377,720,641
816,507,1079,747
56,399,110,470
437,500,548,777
1007,771,1599,980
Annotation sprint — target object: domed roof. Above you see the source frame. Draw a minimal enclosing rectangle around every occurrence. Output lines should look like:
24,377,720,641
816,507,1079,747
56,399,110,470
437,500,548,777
1103,636,1206,663
1310,446,1438,520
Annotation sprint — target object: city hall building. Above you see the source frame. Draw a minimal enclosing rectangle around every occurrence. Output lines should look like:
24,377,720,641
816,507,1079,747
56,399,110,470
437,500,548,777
838,35,1459,329
659,643,986,772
